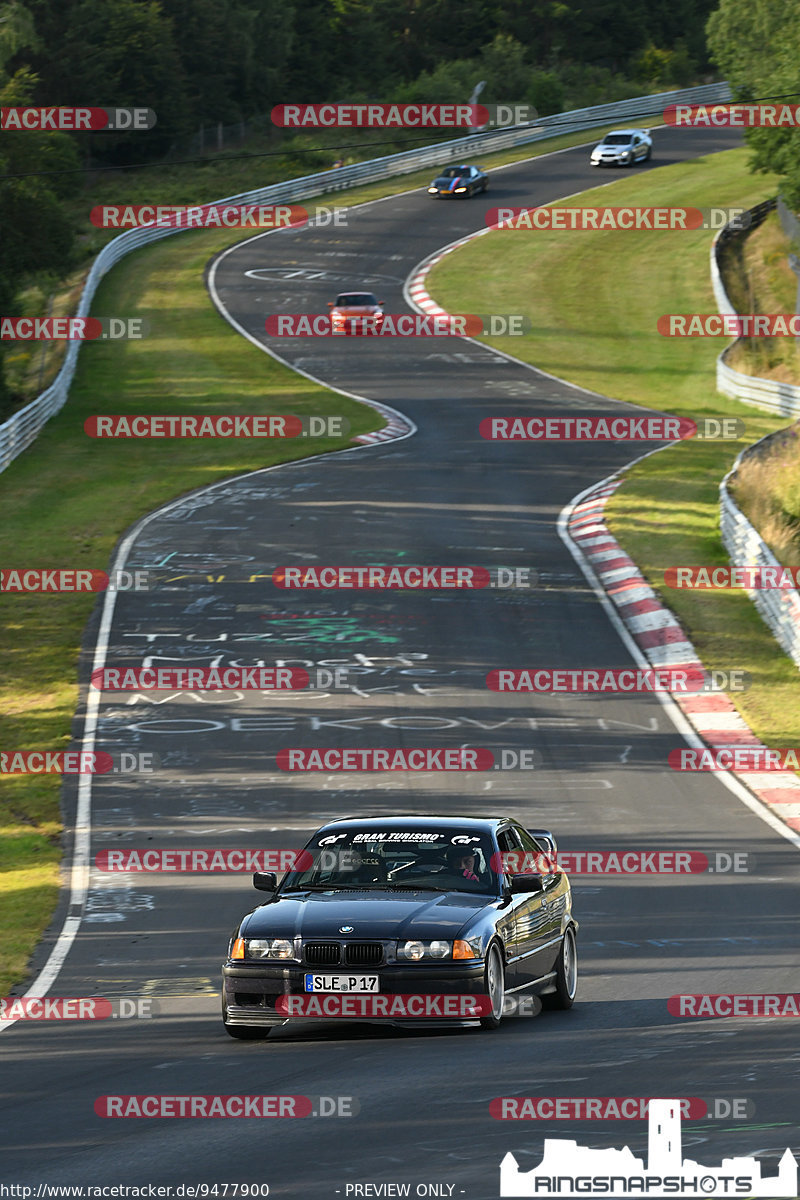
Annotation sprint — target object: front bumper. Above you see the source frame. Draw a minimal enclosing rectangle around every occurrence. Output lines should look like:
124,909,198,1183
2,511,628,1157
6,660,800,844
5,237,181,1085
222,960,486,1025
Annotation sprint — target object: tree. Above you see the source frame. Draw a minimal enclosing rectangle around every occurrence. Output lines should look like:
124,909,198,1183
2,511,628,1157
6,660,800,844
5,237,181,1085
707,0,800,206
0,2,78,409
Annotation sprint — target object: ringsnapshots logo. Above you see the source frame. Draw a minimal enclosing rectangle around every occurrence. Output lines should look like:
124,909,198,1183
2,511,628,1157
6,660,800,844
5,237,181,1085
1,106,156,131
499,1098,798,1196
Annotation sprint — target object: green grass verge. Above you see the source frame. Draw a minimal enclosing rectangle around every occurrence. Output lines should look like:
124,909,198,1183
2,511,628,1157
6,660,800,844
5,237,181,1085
0,122,637,994
427,146,800,749
5,124,616,418
0,223,386,994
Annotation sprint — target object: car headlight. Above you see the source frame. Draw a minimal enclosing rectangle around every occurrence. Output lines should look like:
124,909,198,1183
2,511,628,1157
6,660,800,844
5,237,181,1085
454,187,467,193
397,939,453,961
428,187,437,193
245,937,295,960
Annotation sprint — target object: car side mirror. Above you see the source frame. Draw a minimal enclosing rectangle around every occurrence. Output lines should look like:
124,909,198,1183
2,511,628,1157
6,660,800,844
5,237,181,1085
253,871,277,892
527,829,558,857
510,874,545,894
327,301,334,307
378,300,385,305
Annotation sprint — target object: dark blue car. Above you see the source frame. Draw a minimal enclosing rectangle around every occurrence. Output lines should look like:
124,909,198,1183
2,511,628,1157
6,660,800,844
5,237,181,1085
222,814,578,1039
427,164,488,197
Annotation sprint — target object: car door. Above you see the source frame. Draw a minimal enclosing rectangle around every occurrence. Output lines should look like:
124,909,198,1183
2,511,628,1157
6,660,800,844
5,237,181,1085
514,826,565,976
500,826,554,986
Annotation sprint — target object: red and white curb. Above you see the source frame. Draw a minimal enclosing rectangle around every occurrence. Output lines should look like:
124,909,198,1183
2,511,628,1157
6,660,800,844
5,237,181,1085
568,478,800,834
407,233,485,318
354,397,414,444
407,231,800,840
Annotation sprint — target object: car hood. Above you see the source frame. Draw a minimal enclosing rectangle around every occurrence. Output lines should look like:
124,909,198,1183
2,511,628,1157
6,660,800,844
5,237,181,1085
241,890,493,939
432,174,464,188
595,142,629,152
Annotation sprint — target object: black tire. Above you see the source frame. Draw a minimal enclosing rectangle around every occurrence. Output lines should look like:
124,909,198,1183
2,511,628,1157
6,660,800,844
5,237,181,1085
480,944,505,1029
222,999,273,1040
543,926,578,1010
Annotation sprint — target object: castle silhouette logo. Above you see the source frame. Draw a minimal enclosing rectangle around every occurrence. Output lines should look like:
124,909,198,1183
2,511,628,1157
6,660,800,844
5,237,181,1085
500,1099,797,1196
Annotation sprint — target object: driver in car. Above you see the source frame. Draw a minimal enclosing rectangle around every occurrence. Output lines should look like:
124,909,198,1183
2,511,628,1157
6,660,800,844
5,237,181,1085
447,847,479,881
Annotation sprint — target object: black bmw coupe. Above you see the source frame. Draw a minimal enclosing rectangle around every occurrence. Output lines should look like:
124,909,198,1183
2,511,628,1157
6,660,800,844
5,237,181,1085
222,814,578,1039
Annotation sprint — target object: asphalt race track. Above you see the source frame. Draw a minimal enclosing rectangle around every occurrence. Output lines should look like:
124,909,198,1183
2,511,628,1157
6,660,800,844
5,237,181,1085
3,124,800,1198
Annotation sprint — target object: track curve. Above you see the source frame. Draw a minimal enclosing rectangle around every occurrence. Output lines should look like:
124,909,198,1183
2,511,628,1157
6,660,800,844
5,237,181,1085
3,125,799,1197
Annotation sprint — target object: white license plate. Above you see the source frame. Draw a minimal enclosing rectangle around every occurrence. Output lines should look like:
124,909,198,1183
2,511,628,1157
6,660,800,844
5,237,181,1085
304,974,379,993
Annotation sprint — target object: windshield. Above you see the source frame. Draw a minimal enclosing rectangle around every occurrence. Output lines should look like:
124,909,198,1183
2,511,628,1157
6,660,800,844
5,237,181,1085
281,828,498,895
334,293,377,306
441,167,469,178
603,134,632,145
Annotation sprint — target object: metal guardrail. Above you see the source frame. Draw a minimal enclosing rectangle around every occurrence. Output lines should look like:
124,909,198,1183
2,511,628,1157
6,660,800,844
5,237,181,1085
720,438,800,671
0,81,732,476
713,202,800,670
712,198,800,416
